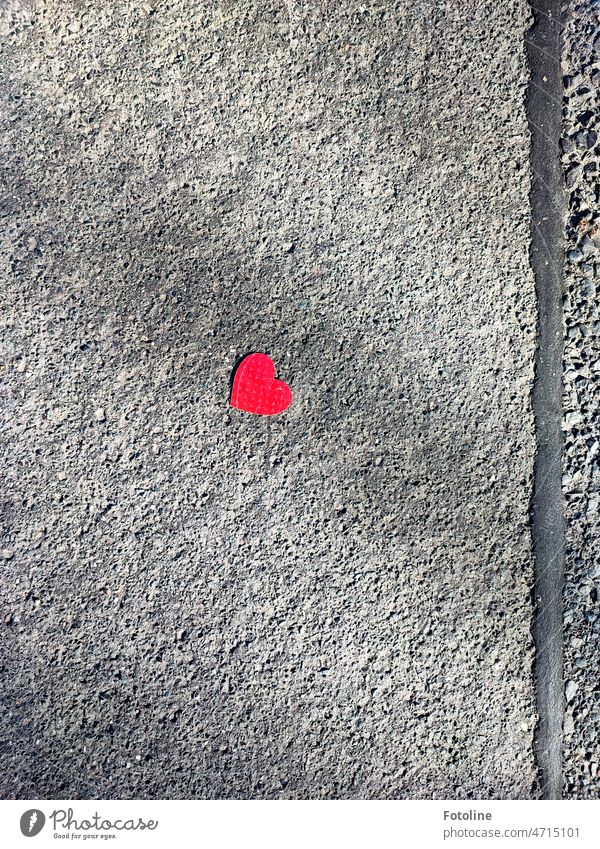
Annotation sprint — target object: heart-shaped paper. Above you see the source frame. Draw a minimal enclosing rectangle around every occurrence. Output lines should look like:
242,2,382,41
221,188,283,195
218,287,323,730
230,353,292,416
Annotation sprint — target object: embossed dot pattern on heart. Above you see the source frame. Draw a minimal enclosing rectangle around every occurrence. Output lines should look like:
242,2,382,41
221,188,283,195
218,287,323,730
230,353,292,416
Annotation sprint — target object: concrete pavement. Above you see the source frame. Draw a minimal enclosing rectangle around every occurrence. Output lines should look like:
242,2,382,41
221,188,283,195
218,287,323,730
1,0,539,798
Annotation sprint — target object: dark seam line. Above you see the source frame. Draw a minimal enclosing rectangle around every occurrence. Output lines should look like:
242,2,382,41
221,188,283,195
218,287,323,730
526,0,565,800
525,38,562,65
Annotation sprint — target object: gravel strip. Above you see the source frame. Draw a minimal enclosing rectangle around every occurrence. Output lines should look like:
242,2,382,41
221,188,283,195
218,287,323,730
561,0,600,800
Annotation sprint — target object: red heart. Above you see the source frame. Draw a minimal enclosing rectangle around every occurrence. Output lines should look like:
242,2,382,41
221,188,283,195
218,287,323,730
230,353,292,416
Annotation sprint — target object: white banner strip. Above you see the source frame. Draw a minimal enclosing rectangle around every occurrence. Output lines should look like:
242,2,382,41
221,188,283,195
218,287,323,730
0,800,598,849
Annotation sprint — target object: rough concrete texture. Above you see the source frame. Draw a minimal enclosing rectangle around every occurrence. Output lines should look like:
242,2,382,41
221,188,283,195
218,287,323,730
1,1,538,798
561,0,600,799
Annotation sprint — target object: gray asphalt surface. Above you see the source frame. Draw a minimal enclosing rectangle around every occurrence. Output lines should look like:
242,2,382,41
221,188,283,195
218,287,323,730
1,0,538,798
527,0,564,800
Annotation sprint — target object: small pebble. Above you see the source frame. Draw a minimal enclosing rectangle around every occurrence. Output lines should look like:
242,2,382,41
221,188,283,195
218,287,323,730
565,680,579,703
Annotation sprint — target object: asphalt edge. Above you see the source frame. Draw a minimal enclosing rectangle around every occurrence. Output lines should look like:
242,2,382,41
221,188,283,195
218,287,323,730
526,0,566,800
